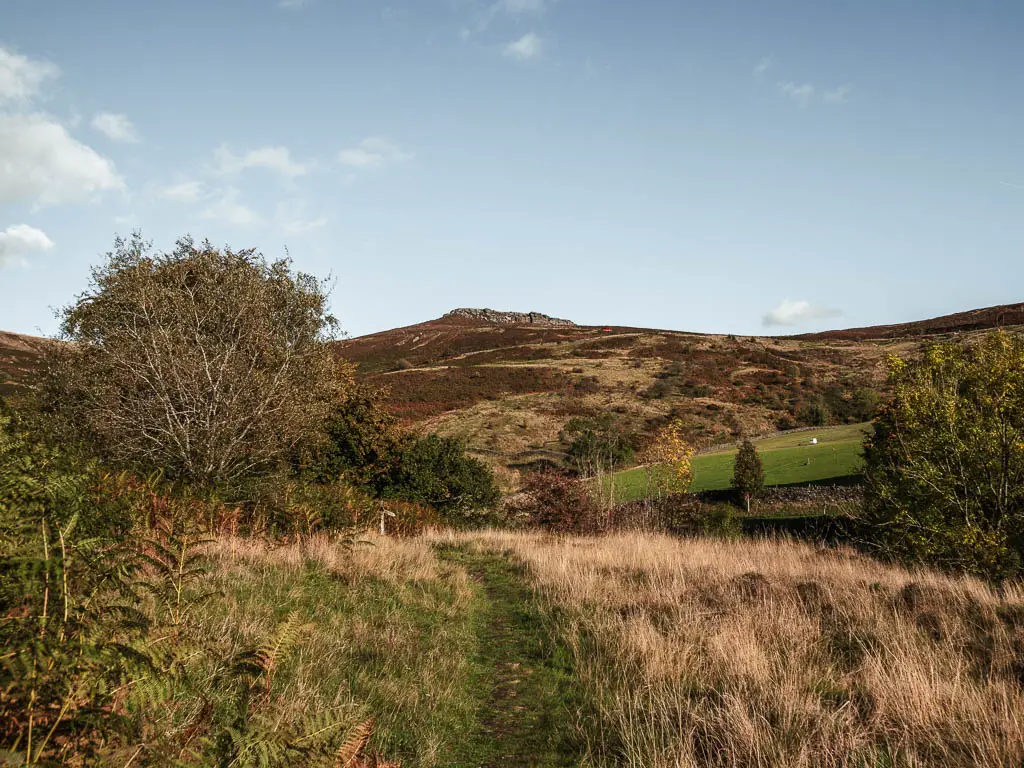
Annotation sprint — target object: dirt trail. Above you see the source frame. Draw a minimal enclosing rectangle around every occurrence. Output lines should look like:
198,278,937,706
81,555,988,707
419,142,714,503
437,547,585,768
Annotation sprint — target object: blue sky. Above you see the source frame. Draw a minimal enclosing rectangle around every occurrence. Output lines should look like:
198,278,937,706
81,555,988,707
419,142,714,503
1,0,1022,338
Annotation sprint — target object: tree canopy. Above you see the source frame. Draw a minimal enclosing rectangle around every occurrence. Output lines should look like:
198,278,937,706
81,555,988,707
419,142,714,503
47,234,350,488
731,439,764,513
863,331,1024,580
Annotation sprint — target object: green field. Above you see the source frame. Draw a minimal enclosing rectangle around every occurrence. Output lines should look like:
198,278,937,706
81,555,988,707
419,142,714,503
608,423,871,501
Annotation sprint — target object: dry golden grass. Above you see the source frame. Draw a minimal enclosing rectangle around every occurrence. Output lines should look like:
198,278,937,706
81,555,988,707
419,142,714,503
430,530,1024,767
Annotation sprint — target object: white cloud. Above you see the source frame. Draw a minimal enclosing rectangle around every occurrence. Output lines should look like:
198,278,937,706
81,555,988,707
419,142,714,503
0,113,125,208
157,180,206,202
278,0,310,7
0,47,59,105
499,0,546,13
275,201,328,235
999,181,1024,190
0,224,55,268
91,112,139,142
214,145,309,178
777,81,815,106
503,32,543,61
200,188,262,226
753,56,772,76
762,299,841,327
823,85,851,104
337,138,411,168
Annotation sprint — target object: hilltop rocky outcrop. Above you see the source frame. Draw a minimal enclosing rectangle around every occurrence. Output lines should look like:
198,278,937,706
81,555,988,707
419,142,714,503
444,308,576,327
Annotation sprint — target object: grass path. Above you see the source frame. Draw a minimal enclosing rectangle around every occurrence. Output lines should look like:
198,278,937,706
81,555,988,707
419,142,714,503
436,546,585,767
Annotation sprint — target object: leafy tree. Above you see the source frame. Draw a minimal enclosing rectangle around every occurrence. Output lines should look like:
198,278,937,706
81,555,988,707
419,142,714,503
863,332,1024,580
641,420,696,500
560,414,634,477
731,439,764,513
797,398,829,427
378,435,499,523
297,381,404,487
47,233,349,489
850,388,881,422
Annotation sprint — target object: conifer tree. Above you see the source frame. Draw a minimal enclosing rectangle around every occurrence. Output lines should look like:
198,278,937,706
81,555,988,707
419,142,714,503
732,439,764,513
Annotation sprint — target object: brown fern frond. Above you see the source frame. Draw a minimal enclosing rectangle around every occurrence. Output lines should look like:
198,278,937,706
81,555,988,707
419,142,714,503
334,717,375,767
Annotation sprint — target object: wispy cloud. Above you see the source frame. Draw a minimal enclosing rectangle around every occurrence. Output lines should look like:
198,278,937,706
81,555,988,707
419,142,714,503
498,0,547,12
337,138,411,169
823,85,851,105
777,81,815,106
503,32,543,61
156,180,206,203
763,299,841,327
999,181,1024,190
753,56,773,76
200,188,262,226
214,145,309,178
460,0,550,38
0,46,59,105
91,112,139,142
381,6,408,23
275,200,328,235
0,224,54,268
278,0,310,8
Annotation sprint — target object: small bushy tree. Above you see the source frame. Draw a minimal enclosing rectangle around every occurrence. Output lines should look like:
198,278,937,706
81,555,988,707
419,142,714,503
379,435,499,523
863,331,1024,580
47,233,349,489
732,439,764,513
515,469,600,533
561,414,634,477
641,420,695,500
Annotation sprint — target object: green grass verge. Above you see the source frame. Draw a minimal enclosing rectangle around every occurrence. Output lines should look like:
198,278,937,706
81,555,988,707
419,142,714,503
436,546,586,767
203,547,482,765
608,423,871,502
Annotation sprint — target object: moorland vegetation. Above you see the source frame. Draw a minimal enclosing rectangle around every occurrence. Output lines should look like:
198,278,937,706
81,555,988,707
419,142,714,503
2,234,1023,766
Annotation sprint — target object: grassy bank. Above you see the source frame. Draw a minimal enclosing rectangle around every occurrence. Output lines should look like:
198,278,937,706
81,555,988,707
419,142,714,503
29,528,1021,766
197,534,480,765
607,423,870,501
440,530,1024,768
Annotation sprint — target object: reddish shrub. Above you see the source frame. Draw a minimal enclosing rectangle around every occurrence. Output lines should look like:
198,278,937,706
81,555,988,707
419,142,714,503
515,470,602,534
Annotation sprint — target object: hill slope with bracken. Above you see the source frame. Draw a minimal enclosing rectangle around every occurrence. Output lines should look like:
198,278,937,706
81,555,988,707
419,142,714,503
4,303,1023,473
335,304,1024,473
0,331,50,400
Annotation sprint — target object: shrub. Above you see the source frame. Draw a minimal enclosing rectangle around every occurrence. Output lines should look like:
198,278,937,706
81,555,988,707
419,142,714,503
298,381,404,488
514,470,601,533
863,332,1024,580
378,435,499,524
776,414,797,431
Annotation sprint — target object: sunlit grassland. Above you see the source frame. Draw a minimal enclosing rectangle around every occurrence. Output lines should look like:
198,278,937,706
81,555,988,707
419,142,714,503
435,529,1024,768
608,422,871,501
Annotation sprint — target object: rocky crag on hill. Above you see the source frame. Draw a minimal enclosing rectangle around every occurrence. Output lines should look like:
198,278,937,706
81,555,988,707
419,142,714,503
444,308,576,327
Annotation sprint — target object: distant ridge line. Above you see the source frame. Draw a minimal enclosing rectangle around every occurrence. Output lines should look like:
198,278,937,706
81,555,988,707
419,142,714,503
797,302,1024,341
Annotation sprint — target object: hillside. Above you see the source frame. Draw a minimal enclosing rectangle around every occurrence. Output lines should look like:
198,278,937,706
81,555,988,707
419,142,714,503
5,302,1022,473
798,302,1024,341
335,311,886,473
0,331,49,399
